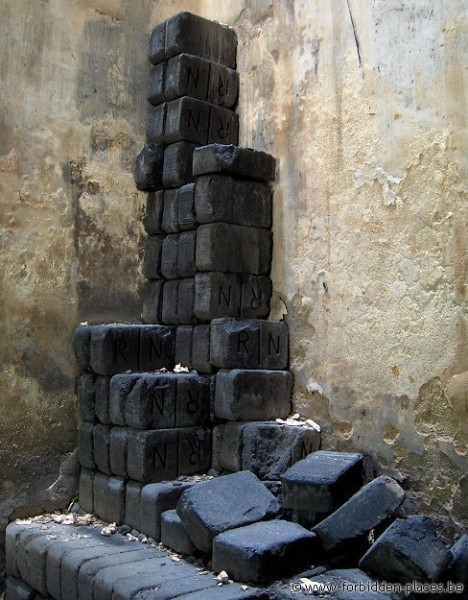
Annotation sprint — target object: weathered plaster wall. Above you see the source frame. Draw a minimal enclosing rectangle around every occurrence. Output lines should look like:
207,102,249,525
0,0,153,575
0,0,466,574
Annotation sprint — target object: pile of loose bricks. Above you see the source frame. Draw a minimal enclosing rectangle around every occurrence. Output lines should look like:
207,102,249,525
4,11,467,600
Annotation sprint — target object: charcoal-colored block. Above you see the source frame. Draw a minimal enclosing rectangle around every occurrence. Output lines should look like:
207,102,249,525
161,188,180,233
124,374,177,429
5,577,35,600
139,481,196,541
109,373,140,425
94,376,110,425
243,423,320,481
162,280,180,325
148,20,166,65
147,63,166,105
176,373,211,427
143,191,164,235
221,422,321,481
163,54,210,103
194,272,242,320
161,234,179,280
193,144,276,182
211,424,225,472
178,427,211,475
196,171,234,221
17,534,55,595
93,472,109,521
161,510,197,556
177,183,196,231
89,324,139,375
106,477,126,524
214,369,292,421
109,426,129,478
163,141,199,188
93,555,170,600
196,223,272,275
219,422,242,472
77,547,156,600
79,468,95,513
112,570,188,600
282,450,364,516
359,516,452,584
208,105,239,145
161,12,237,68
125,481,143,531
126,426,211,485
127,428,179,483
74,325,92,372
177,471,281,554
311,475,405,560
241,275,272,318
208,61,239,108
177,278,197,325
140,279,164,324
178,231,197,278
140,325,176,371
192,324,214,373
146,102,166,144
111,557,205,600
194,175,272,229
18,524,90,597
142,235,164,280
93,424,112,475
78,422,95,470
76,374,96,422
5,522,43,578
160,53,239,109
237,179,272,227
48,524,135,599
134,143,164,192
15,529,46,586
210,318,289,369
213,520,319,584
175,325,193,368
167,97,212,145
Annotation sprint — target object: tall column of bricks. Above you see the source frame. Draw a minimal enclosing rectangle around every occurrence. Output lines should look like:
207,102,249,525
72,13,245,532
135,12,320,486
73,11,320,538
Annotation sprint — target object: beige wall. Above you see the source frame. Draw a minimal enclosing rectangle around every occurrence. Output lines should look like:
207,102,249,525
0,0,466,562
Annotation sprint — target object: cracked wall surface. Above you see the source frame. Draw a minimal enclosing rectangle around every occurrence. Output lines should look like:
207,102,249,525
0,0,466,575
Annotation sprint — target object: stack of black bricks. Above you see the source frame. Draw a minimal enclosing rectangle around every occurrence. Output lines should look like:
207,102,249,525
72,11,317,539
133,13,318,492
135,12,274,331
74,322,212,530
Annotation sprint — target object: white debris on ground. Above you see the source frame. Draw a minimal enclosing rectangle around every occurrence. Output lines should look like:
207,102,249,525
275,413,321,432
100,523,117,536
215,570,232,585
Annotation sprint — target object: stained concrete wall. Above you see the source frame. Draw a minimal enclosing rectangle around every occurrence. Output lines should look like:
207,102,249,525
0,0,466,572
